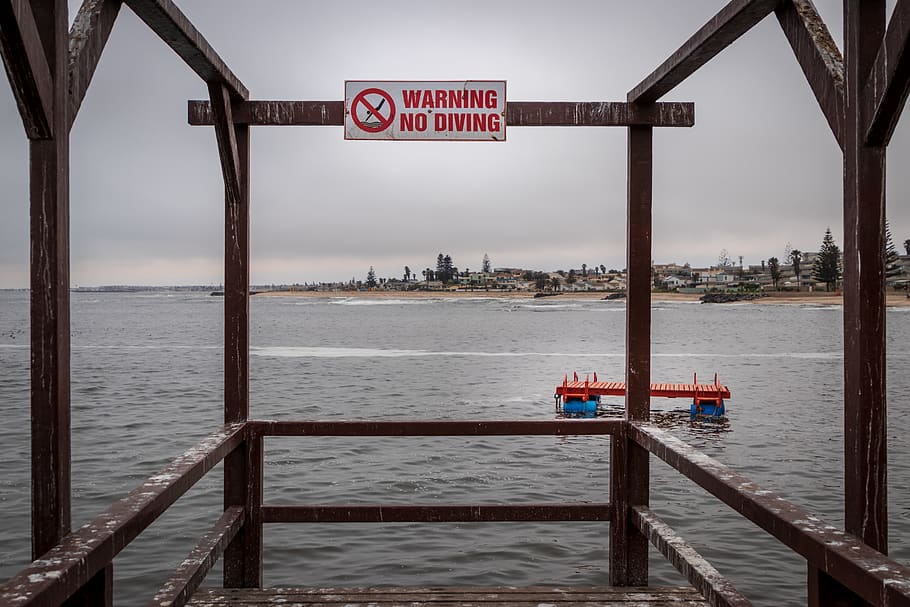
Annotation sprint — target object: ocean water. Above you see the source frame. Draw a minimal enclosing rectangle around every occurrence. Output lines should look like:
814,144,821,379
1,290,909,605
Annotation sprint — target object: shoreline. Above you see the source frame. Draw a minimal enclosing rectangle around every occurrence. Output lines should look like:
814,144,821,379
256,289,910,307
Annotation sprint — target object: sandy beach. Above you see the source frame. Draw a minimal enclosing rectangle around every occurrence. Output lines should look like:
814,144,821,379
257,289,910,307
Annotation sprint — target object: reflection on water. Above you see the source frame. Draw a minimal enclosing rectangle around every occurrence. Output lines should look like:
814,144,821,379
556,407,732,436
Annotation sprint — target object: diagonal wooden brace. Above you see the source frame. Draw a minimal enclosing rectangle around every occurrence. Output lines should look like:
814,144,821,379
0,0,54,139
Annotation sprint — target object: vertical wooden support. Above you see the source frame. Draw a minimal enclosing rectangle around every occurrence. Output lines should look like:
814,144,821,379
843,0,887,554
28,0,70,561
610,125,652,586
223,430,262,588
808,2,889,605
221,114,259,586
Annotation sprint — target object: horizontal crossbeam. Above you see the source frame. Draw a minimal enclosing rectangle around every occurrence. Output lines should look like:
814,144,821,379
262,503,613,524
187,100,695,128
250,419,621,437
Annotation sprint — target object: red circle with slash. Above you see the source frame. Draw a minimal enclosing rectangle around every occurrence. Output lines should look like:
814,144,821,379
351,88,396,133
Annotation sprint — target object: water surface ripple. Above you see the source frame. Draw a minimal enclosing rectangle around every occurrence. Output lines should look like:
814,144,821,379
1,291,908,606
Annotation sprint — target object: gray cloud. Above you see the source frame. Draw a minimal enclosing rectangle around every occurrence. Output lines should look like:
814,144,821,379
1,1,908,286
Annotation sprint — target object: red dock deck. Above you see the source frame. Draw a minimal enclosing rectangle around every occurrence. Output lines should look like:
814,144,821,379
555,374,731,401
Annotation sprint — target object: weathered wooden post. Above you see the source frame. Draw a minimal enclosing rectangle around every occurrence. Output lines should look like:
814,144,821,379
808,1,889,605
209,81,262,587
610,124,652,586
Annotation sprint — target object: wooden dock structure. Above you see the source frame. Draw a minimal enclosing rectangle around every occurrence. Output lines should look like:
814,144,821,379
2,0,910,606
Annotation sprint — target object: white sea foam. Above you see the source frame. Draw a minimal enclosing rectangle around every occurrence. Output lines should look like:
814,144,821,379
249,346,849,360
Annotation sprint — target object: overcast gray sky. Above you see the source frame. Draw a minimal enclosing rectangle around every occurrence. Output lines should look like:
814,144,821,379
1,1,908,287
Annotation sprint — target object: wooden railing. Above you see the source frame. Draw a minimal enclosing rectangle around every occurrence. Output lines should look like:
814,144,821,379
4,417,910,607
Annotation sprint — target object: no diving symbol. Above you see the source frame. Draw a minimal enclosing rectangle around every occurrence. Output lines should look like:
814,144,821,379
351,88,396,133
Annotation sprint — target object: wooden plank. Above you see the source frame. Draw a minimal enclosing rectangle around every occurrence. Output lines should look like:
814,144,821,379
207,81,241,206
67,0,122,129
0,0,54,138
148,506,244,607
609,125,652,585
864,0,910,145
123,0,248,100
632,507,752,607
774,0,845,149
186,100,695,128
506,102,693,127
188,586,709,606
250,419,621,437
0,423,245,607
629,422,910,605
262,503,612,524
628,0,779,103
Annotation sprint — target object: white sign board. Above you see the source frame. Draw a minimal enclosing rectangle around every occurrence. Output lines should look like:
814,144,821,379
344,80,506,141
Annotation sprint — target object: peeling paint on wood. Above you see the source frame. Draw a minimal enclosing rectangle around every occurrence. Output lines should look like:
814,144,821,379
249,419,622,437
67,0,122,129
186,586,711,607
261,503,612,524
633,506,752,606
149,506,243,607
775,0,845,149
123,0,248,100
630,422,910,604
186,100,695,128
863,0,910,145
0,424,245,606
0,0,54,138
628,0,780,103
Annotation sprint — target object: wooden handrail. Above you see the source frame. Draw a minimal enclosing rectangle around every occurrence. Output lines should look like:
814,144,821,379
0,423,246,607
630,422,910,605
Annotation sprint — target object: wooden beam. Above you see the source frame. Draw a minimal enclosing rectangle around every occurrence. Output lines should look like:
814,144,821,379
149,506,244,607
262,503,613,524
187,100,695,128
124,0,247,100
775,0,845,149
67,0,122,130
0,424,245,606
632,507,752,607
609,125,652,587
207,82,241,205
864,0,910,146
27,0,70,567
0,0,54,138
630,422,910,605
843,0,888,554
249,419,622,437
628,0,779,103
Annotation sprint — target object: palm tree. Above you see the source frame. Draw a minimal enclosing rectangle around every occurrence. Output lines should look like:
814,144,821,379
904,239,910,256
789,249,802,290
581,263,587,277
549,276,561,292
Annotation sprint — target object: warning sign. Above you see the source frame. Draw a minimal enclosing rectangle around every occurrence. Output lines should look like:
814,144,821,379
345,81,506,141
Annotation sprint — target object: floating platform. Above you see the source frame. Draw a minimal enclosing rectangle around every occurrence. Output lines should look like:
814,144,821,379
555,372,731,420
